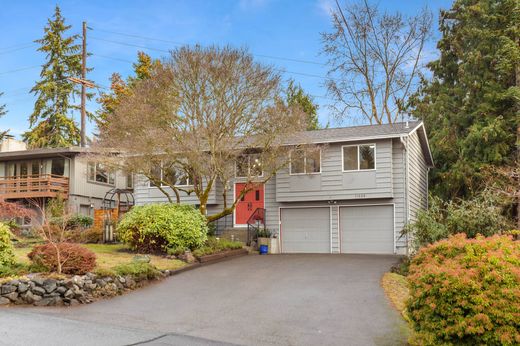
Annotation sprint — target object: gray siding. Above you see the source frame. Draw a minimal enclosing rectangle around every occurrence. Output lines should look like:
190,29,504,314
133,175,218,206
69,157,128,199
408,131,429,221
275,139,393,202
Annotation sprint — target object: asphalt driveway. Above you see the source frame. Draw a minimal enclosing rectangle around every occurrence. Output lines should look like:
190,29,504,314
0,254,408,346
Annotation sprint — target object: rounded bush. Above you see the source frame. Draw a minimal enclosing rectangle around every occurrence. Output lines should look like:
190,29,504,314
28,243,96,274
0,223,15,266
117,204,208,253
407,234,520,346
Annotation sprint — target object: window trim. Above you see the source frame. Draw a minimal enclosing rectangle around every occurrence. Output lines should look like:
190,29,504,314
235,154,264,178
289,148,322,175
148,163,192,188
87,162,116,186
341,143,377,172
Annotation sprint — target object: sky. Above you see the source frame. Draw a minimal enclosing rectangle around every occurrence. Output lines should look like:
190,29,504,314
0,0,452,140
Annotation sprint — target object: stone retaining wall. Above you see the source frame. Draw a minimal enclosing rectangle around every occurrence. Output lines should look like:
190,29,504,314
0,270,173,306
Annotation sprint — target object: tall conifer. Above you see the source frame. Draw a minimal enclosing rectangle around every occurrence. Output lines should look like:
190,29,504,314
24,6,86,147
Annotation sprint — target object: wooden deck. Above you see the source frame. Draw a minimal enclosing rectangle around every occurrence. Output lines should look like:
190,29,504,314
0,174,69,199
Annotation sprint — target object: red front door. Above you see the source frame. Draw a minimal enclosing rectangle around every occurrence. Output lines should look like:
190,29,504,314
235,183,264,225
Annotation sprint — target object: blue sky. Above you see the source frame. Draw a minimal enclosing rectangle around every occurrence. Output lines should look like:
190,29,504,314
0,0,452,139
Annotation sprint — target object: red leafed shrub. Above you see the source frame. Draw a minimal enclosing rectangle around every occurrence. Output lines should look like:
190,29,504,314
28,243,96,275
407,234,520,346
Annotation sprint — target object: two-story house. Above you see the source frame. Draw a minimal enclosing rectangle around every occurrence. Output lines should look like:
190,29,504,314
134,121,433,255
0,139,132,228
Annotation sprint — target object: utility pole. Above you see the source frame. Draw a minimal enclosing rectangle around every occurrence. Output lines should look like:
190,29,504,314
80,21,87,147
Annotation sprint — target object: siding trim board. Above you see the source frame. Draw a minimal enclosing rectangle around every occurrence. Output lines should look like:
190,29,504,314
337,203,396,254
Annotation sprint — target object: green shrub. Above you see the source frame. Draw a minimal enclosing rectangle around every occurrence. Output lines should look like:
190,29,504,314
0,262,48,278
407,234,520,346
0,223,15,266
404,192,513,250
117,204,208,253
113,262,161,281
192,237,243,258
66,214,94,229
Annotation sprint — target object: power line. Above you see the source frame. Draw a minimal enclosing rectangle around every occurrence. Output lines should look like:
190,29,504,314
90,53,334,101
0,43,35,55
91,27,326,66
0,65,40,76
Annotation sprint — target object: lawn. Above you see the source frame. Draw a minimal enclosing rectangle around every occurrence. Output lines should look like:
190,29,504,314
381,272,410,320
14,243,186,272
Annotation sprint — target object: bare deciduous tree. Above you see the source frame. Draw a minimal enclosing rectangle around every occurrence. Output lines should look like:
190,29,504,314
322,0,432,124
30,195,73,274
95,46,309,222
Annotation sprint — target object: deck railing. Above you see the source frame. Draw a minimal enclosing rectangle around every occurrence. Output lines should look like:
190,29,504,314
0,174,69,199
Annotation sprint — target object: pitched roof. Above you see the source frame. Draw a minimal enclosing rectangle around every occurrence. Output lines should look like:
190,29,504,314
293,120,422,144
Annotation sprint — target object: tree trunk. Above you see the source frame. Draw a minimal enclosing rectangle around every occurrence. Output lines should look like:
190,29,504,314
515,65,520,229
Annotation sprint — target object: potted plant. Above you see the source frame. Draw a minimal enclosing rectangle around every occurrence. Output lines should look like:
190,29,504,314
256,229,272,254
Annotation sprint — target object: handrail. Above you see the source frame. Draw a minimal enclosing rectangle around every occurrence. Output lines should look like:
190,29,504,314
246,207,266,246
246,207,265,226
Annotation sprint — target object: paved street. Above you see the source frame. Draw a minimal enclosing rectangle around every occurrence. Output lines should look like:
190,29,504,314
0,255,407,346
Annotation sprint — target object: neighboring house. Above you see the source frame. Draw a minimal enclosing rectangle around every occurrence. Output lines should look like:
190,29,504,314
134,121,433,255
0,139,132,228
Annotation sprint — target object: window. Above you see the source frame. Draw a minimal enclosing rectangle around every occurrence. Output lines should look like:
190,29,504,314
88,162,115,185
342,144,376,171
235,154,263,177
126,173,134,189
149,162,191,187
290,149,321,174
51,158,65,176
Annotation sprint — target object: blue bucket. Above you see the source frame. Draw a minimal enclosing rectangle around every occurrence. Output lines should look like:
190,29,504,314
259,244,268,255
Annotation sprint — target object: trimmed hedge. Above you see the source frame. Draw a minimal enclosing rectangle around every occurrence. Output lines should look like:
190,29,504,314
117,204,208,253
407,234,520,346
0,223,15,266
28,243,97,275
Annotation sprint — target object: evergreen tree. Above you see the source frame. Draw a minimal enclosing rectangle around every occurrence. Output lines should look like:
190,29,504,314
24,6,85,148
97,51,161,130
286,80,320,130
411,0,519,199
0,92,9,140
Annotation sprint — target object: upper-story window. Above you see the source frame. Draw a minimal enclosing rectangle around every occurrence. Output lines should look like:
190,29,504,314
235,154,262,178
126,173,134,189
149,163,190,187
290,148,321,175
88,162,115,185
342,144,376,171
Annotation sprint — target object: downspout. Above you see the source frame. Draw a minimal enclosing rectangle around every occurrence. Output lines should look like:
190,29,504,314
399,135,410,256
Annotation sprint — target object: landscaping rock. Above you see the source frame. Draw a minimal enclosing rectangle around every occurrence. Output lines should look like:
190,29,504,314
56,286,67,294
34,297,55,306
179,251,196,263
17,283,29,293
43,279,57,293
3,292,18,302
1,285,16,295
32,277,44,287
0,297,10,305
32,286,46,296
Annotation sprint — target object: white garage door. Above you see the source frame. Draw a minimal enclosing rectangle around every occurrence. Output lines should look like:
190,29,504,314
281,207,330,253
340,205,394,254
